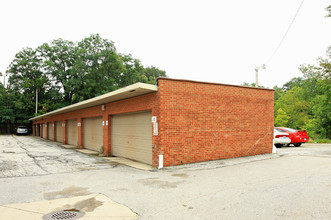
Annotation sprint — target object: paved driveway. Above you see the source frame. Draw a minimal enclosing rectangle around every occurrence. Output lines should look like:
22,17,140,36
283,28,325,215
0,135,114,178
0,135,330,219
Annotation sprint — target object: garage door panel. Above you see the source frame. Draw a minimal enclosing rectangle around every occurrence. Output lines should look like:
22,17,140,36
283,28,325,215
112,111,152,165
112,130,151,138
112,135,151,149
83,117,103,151
112,143,150,153
113,147,150,157
56,121,63,142
116,150,151,162
48,123,53,140
112,141,151,155
42,124,46,138
67,119,78,146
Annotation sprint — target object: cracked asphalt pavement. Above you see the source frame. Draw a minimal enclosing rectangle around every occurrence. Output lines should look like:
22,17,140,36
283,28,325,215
0,135,115,178
0,135,330,219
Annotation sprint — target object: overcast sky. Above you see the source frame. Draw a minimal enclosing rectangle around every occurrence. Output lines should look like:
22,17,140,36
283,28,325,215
1,0,330,88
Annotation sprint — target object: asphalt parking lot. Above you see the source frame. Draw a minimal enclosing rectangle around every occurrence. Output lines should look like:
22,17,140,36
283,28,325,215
0,135,115,178
0,135,330,219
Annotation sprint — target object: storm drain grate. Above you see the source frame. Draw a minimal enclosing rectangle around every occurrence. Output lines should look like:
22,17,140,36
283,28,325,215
43,209,85,220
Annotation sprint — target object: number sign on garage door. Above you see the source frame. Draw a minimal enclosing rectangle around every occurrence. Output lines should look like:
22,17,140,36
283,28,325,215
56,121,63,142
67,119,78,146
83,117,103,152
111,111,152,165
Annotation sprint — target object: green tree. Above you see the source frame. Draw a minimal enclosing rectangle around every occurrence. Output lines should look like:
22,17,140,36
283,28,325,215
326,5,331,17
71,34,125,102
38,39,77,105
7,47,55,119
0,80,15,132
5,34,167,122
282,77,303,91
275,46,331,139
38,35,125,104
117,54,144,87
273,85,285,102
299,47,331,138
140,66,167,84
274,108,290,127
274,86,311,129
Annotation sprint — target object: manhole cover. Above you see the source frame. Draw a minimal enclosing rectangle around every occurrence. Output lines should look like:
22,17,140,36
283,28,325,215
43,209,85,220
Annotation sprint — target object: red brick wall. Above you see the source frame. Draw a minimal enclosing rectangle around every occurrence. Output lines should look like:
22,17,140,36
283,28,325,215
33,79,274,168
157,78,274,167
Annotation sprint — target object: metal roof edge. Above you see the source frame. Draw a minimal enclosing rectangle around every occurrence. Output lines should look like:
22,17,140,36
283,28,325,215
29,82,158,121
156,77,274,91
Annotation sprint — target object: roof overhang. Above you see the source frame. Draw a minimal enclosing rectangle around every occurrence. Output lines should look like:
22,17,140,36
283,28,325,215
30,82,158,121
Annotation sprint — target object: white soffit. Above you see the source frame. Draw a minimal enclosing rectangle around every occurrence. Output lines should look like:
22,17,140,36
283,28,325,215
30,83,158,121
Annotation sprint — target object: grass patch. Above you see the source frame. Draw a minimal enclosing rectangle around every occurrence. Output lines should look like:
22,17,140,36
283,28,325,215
308,139,331,143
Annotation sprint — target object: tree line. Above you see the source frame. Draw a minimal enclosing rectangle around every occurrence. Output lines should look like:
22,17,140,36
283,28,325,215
274,47,330,140
244,47,330,140
0,36,330,140
0,34,166,126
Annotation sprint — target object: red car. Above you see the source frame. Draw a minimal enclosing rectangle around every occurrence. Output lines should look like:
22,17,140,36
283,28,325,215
274,127,309,147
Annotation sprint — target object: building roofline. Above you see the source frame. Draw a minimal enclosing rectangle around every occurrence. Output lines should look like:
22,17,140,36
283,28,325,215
30,78,273,121
157,77,274,91
30,82,158,121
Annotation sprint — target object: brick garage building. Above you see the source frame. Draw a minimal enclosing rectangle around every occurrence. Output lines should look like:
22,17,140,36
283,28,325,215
31,78,274,168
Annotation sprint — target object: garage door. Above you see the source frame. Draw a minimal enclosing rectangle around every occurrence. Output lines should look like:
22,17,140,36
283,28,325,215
67,119,78,146
48,122,54,140
56,121,63,142
111,111,152,165
83,117,103,151
37,125,40,136
42,124,46,138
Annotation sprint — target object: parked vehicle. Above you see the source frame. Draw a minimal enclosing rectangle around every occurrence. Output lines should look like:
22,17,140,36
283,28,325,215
274,127,309,147
16,126,28,135
274,129,291,148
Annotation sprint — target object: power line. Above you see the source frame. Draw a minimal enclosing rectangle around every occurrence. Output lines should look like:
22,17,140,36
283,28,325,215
265,0,305,64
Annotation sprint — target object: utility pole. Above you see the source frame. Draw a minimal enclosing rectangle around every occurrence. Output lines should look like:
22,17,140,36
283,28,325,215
3,71,8,88
255,64,266,87
255,68,259,87
35,88,38,114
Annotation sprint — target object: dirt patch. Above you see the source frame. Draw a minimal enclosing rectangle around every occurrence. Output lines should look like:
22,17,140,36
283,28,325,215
139,178,182,189
44,186,90,200
59,197,103,212
0,162,17,172
172,173,189,178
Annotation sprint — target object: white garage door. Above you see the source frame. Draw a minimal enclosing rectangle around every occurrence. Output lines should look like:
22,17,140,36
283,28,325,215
67,119,78,146
111,111,152,165
83,117,103,151
48,122,54,140
56,121,63,142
